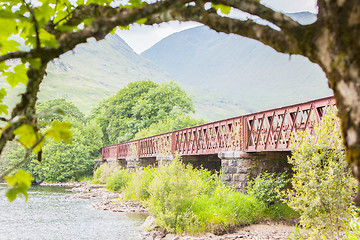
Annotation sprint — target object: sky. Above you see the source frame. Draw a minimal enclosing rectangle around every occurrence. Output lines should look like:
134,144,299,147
116,0,318,54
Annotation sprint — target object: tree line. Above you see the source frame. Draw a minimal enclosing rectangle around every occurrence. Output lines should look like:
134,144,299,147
3,80,203,183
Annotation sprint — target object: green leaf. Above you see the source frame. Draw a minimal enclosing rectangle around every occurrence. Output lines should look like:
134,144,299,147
26,58,42,70
118,25,130,30
3,64,28,88
0,88,7,101
211,4,231,14
0,62,9,72
136,17,147,25
47,120,73,144
0,104,8,115
0,10,18,19
83,18,94,26
14,124,43,152
109,27,117,34
5,169,33,202
6,188,17,202
39,29,58,48
129,0,145,7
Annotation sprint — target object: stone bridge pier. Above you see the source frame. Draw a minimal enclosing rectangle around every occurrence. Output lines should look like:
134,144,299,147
218,151,292,192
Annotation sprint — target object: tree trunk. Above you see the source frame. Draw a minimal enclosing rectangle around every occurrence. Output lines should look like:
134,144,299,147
312,0,360,205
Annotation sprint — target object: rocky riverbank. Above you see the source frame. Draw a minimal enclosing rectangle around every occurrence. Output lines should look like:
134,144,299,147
141,223,294,240
65,183,295,239
65,183,148,213
39,181,89,187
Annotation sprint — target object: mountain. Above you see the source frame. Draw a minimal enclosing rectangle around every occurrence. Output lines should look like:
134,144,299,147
3,12,332,122
2,34,171,114
142,12,332,121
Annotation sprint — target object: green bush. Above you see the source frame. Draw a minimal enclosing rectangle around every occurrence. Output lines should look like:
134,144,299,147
124,166,156,201
191,185,266,234
92,162,120,184
247,171,289,205
120,156,297,234
147,158,208,233
285,111,356,239
106,169,130,191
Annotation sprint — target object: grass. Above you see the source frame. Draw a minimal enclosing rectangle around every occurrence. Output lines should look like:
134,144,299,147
77,175,93,182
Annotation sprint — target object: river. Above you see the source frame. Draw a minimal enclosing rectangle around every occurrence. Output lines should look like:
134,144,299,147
0,184,147,240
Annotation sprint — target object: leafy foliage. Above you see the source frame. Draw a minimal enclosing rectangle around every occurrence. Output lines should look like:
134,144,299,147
9,99,102,183
13,124,43,153
106,169,130,191
247,171,289,205
46,121,73,144
285,111,356,239
124,166,156,200
93,162,120,184
5,169,33,202
90,80,195,144
37,99,85,127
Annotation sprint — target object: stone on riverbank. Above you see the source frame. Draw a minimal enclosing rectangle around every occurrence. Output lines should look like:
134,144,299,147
140,223,293,240
92,200,148,213
67,183,148,213
39,181,89,187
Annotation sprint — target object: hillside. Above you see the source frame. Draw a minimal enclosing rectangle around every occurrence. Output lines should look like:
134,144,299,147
142,12,332,121
2,34,171,114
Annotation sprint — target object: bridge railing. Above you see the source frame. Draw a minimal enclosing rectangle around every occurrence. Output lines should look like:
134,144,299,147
245,96,336,151
101,96,336,160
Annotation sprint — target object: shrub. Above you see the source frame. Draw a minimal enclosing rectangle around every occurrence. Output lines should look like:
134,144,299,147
147,157,208,233
344,206,360,240
191,185,266,234
122,156,297,234
124,166,156,201
285,111,356,239
92,162,120,184
106,169,131,191
247,171,289,205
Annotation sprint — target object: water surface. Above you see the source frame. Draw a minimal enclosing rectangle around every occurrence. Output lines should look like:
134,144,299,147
0,184,147,240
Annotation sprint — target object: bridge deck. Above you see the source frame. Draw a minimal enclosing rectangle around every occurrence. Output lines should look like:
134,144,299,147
102,96,336,160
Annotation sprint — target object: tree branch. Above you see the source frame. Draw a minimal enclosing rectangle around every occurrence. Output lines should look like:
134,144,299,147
22,0,41,49
147,5,303,55
0,51,33,62
212,0,303,31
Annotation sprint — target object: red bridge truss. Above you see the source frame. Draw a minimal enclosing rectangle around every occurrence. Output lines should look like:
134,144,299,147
102,96,337,160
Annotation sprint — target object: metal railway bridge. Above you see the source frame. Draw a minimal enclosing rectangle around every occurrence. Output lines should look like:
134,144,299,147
99,96,337,190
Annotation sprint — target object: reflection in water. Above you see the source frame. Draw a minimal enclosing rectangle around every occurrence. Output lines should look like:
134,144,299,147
0,184,147,240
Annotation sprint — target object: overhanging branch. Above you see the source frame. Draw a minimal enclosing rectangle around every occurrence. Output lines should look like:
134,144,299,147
147,5,303,55
211,0,303,30
0,51,33,62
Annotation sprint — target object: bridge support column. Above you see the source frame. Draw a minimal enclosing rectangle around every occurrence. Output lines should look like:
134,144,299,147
126,157,157,171
126,157,139,171
218,151,292,192
156,155,174,167
218,151,250,192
